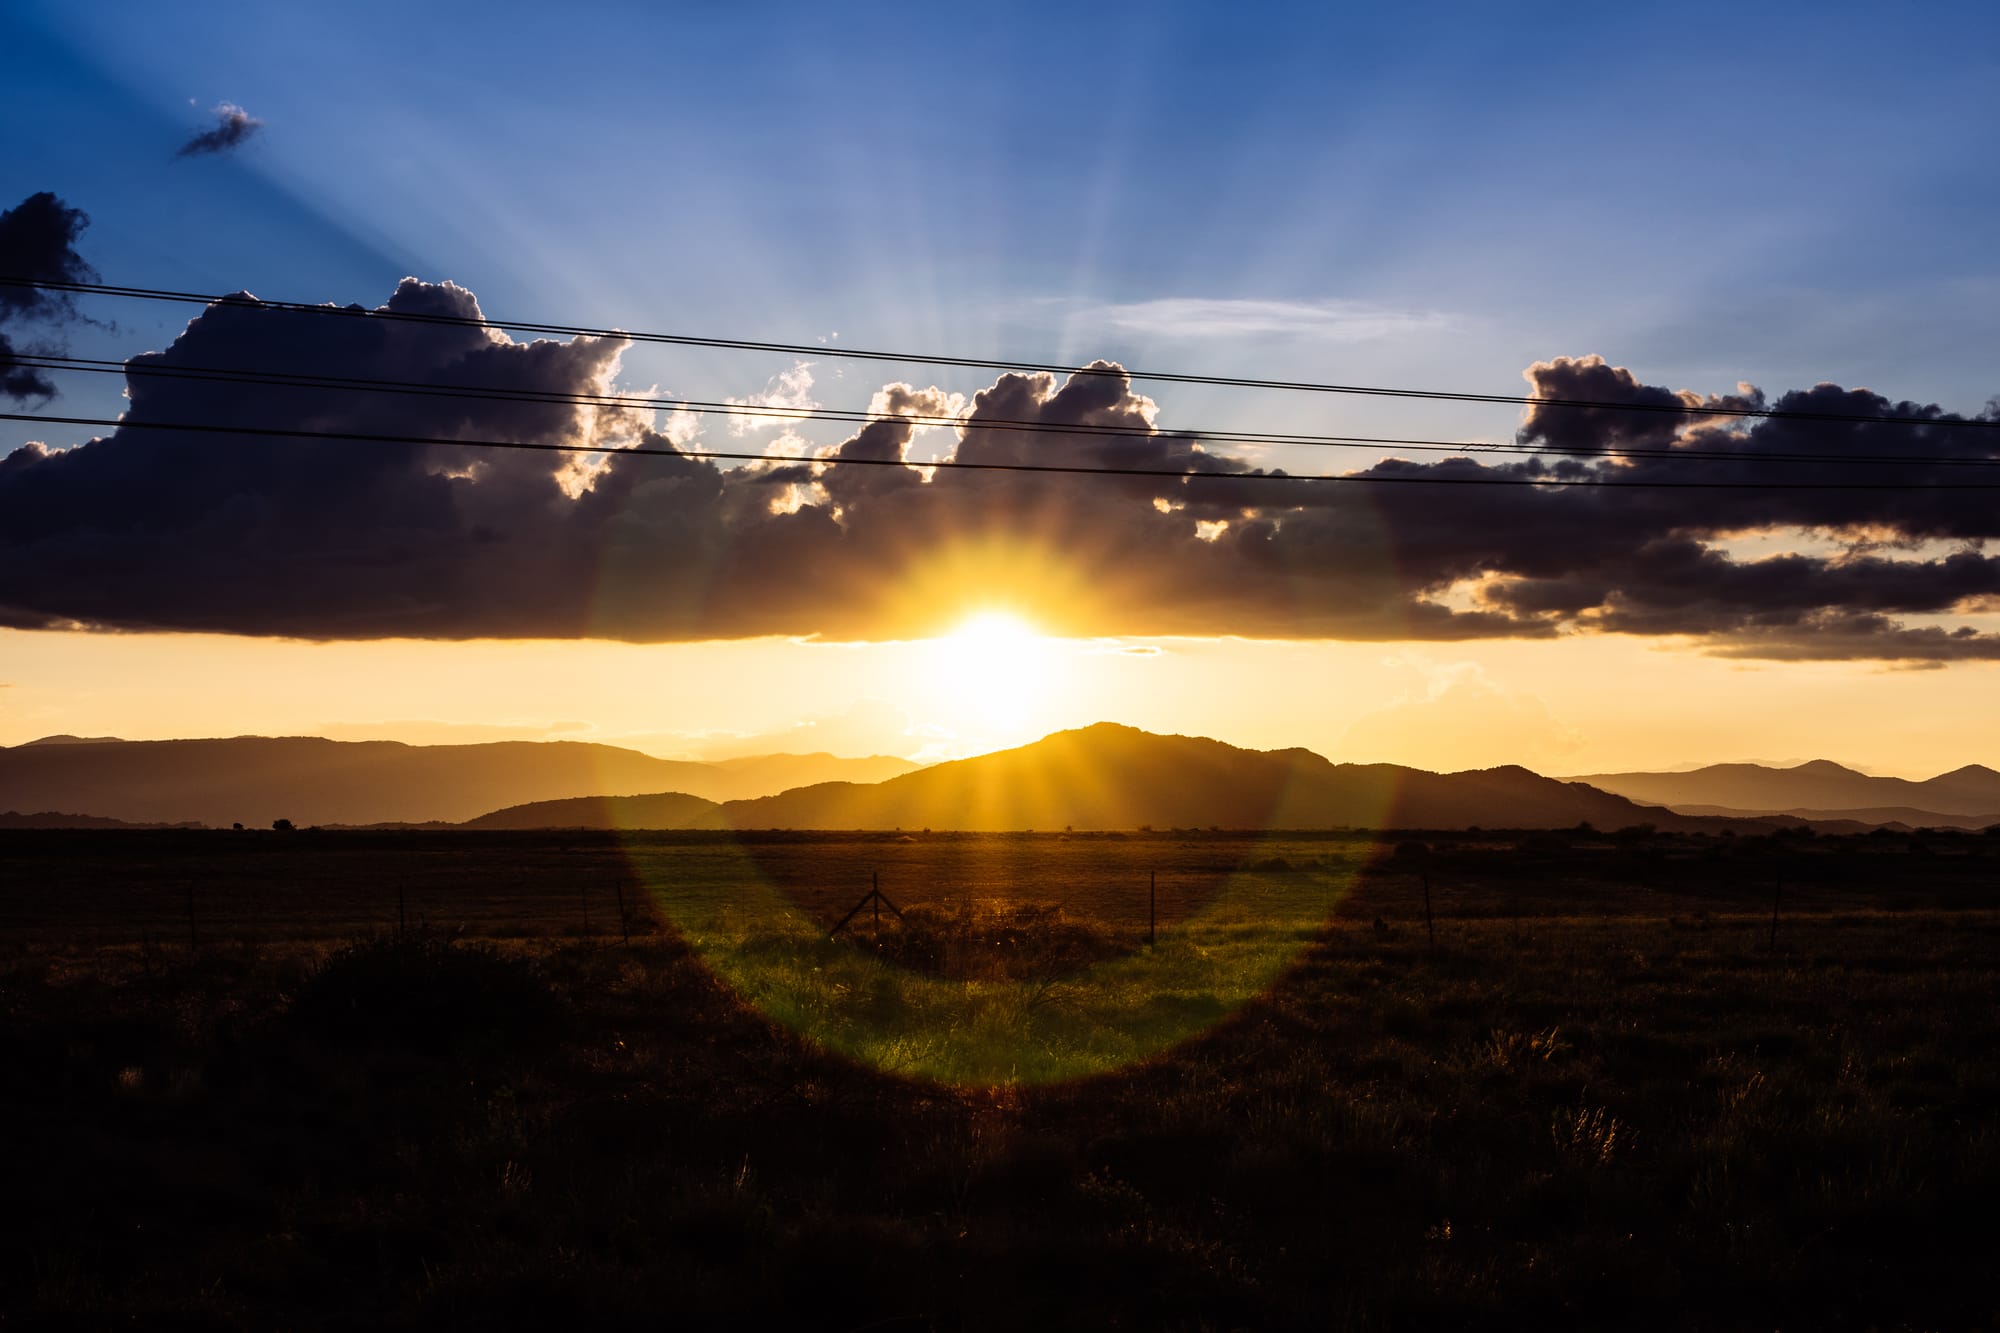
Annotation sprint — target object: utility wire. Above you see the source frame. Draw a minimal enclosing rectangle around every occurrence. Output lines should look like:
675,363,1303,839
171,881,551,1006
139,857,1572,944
9,411,2000,490
18,353,2000,471
4,275,1995,431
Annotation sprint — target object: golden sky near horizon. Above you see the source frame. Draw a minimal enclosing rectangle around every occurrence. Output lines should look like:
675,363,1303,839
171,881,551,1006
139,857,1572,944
4,622,1994,779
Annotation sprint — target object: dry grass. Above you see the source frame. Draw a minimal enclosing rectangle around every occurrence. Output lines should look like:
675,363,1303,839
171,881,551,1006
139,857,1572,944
1,828,1996,1328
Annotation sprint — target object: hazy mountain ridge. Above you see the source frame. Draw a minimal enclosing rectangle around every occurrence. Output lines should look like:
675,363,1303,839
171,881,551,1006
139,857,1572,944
0,737,921,827
0,810,205,830
11,728,1989,833
1573,760,2000,822
1669,805,1994,831
463,792,728,831
465,724,1767,833
718,725,1725,832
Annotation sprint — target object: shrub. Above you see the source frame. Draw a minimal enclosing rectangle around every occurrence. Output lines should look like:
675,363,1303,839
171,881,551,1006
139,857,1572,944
285,935,567,1056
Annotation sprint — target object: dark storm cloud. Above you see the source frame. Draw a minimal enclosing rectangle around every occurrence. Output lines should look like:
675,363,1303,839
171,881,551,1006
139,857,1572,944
0,192,97,403
1516,355,1701,453
175,103,262,158
2,274,1998,659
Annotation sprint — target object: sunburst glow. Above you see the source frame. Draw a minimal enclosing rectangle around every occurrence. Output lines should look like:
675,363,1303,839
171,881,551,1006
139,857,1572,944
922,611,1058,740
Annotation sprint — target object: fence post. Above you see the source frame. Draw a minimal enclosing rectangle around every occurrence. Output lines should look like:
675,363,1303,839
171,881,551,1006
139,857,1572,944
185,883,198,952
872,869,880,930
1769,877,1782,952
398,884,407,940
1149,869,1157,946
1422,872,1435,948
616,880,630,945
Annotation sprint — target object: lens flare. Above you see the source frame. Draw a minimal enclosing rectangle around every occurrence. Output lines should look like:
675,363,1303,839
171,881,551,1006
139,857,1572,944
615,829,1364,1088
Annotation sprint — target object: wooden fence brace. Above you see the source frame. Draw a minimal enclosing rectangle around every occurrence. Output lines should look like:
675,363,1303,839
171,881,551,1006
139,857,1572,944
830,874,908,938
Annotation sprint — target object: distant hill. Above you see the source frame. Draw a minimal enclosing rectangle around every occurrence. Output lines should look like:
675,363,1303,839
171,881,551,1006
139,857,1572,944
462,792,727,831
715,724,1721,832
0,737,920,828
701,752,921,796
0,809,204,830
16,735,125,747
1571,760,2000,821
470,724,1794,833
1669,804,1992,831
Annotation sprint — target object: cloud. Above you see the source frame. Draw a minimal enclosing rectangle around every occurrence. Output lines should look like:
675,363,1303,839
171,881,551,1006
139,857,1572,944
4,273,2000,661
316,719,596,745
675,699,923,760
1082,296,1449,342
724,360,817,435
1515,355,1704,454
175,103,262,158
0,192,97,403
1339,659,1585,771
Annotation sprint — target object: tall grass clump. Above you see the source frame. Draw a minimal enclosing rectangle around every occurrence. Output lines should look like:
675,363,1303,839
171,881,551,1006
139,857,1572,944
284,933,568,1056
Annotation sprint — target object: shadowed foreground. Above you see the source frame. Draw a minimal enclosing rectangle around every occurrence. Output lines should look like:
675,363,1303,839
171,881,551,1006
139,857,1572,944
2,831,1995,1329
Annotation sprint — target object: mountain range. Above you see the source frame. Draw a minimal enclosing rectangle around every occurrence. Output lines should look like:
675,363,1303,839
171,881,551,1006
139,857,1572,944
0,736,918,828
712,724,1702,832
1570,760,2000,829
458,725,1808,833
7,727,1993,833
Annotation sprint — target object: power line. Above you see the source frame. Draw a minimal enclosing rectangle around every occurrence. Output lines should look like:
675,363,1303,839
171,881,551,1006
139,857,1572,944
18,352,2000,471
4,274,1994,431
9,410,2000,490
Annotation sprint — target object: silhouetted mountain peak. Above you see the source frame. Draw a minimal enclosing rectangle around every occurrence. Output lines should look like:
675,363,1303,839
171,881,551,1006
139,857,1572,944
1788,759,1865,777
1936,763,2000,780
1460,764,1545,781
17,734,124,747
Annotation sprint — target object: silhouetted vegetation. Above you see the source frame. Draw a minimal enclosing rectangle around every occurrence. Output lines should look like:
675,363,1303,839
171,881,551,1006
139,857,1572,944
285,934,569,1056
1,828,1994,1328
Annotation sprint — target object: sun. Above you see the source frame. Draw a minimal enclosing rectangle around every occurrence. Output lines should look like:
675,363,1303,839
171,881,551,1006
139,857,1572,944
921,611,1057,739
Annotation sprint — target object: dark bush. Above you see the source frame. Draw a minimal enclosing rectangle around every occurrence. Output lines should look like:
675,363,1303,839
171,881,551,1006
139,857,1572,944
285,935,568,1056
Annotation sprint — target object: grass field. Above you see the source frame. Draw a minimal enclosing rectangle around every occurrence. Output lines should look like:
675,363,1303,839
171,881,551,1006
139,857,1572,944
2,828,1996,1328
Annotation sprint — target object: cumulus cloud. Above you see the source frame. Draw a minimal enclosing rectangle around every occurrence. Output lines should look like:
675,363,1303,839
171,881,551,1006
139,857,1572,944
724,360,817,435
175,103,262,158
0,192,97,403
3,274,1999,660
1515,355,1701,454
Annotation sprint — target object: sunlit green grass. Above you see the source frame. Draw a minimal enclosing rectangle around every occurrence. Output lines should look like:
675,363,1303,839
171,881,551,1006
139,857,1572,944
635,847,1350,1085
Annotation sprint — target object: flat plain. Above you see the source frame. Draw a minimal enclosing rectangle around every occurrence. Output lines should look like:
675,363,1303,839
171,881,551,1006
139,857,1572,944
3,828,1995,1329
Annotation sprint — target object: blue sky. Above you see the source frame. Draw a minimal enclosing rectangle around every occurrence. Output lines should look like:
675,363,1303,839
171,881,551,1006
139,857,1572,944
7,1,2000,772
7,0,1998,457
